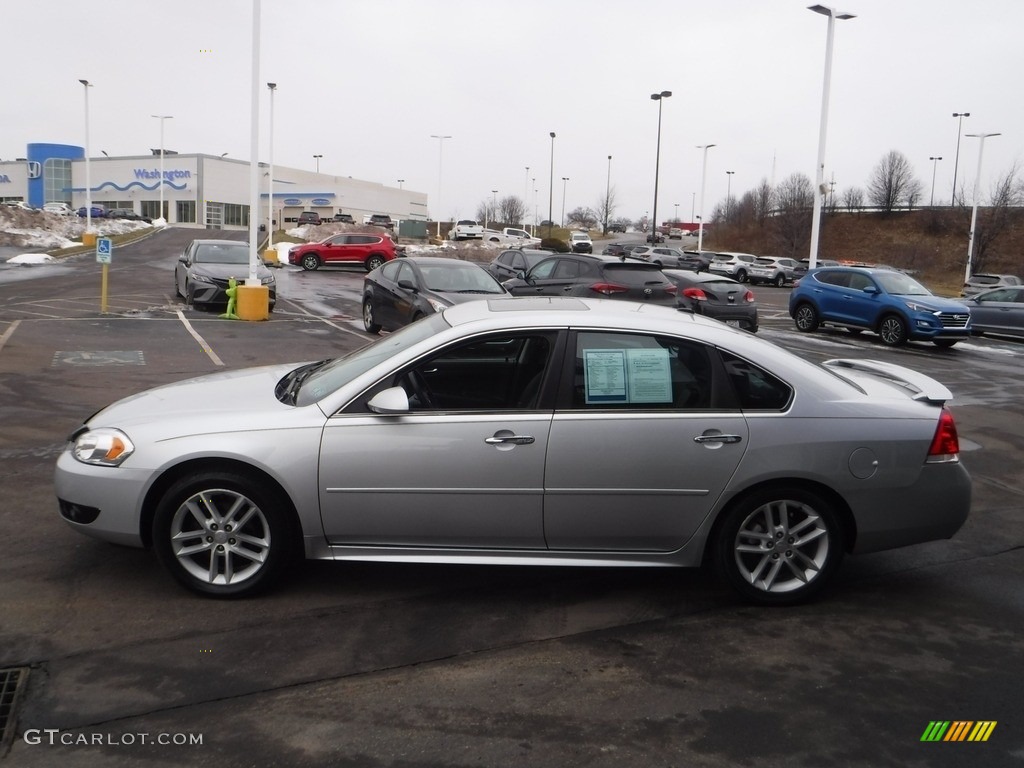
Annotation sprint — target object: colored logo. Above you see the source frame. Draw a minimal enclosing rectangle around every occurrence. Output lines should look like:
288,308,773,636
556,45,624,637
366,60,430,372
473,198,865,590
311,198,331,206
921,721,996,742
282,198,302,205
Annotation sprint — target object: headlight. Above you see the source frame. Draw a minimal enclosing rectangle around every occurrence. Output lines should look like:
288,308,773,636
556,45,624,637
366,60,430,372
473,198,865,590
261,275,276,285
188,270,214,284
427,297,451,313
904,301,937,313
72,428,135,466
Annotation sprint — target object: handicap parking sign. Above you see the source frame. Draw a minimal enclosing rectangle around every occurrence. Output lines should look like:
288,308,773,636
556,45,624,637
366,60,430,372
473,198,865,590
96,238,112,264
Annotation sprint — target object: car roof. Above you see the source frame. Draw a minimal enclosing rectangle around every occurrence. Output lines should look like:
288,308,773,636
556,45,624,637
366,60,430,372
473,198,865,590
403,256,487,267
191,239,249,247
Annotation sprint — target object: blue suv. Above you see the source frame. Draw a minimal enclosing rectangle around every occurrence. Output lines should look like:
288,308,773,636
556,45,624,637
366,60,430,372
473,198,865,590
789,266,971,347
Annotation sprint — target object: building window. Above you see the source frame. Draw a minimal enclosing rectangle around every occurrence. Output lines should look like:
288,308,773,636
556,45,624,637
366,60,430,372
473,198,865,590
177,200,196,223
43,158,73,203
141,200,168,220
224,203,249,227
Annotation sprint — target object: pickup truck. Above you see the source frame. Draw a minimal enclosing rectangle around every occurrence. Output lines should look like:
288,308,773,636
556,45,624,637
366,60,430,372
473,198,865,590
481,227,541,247
363,213,394,229
448,220,484,241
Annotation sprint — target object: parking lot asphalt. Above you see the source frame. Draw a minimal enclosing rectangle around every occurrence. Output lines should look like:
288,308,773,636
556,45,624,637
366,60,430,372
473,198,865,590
1,228,1022,767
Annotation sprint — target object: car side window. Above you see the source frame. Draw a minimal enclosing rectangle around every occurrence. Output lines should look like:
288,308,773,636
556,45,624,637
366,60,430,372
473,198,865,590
511,254,526,271
553,260,581,279
816,271,851,288
847,273,874,291
398,333,556,411
328,235,347,245
379,261,401,281
529,259,558,280
720,351,792,411
569,331,712,410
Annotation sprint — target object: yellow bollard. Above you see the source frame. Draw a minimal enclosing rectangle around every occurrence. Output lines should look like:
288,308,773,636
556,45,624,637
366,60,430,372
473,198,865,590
82,232,98,247
263,248,279,264
236,284,270,321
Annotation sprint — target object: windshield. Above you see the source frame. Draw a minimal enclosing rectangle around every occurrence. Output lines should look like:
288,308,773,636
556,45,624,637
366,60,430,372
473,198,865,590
420,264,505,294
875,271,931,296
294,312,449,406
195,244,250,264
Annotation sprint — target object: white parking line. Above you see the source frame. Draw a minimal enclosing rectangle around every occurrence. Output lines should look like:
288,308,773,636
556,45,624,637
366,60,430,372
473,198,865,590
176,310,225,366
0,319,20,355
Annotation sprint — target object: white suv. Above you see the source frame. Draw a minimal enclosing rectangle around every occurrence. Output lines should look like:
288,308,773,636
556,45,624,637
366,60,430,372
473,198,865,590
43,202,76,216
748,256,799,287
569,231,593,253
708,252,758,283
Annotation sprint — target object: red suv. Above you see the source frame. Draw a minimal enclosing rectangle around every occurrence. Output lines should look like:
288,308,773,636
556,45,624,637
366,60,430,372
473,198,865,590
288,233,397,272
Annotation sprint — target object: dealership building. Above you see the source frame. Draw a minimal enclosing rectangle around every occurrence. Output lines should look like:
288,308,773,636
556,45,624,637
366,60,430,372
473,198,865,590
0,143,428,230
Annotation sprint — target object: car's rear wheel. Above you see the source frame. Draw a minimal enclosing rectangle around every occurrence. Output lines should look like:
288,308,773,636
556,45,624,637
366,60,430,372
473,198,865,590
793,303,819,332
363,298,381,334
716,487,844,605
152,470,296,598
365,254,386,272
300,253,320,271
933,339,958,348
878,314,908,346
774,273,786,288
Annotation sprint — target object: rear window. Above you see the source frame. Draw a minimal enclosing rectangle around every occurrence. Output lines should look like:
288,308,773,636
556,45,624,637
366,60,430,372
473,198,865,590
754,258,775,266
600,263,669,286
712,254,732,262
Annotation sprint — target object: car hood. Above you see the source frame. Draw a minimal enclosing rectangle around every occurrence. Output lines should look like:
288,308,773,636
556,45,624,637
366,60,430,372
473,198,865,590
192,262,274,281
89,363,302,430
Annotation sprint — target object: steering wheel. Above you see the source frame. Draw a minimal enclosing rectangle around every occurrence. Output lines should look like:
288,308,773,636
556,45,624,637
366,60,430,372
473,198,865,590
405,370,434,409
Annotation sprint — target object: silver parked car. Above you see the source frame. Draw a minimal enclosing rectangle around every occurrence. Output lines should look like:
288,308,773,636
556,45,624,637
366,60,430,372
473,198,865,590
55,298,970,605
964,285,1024,338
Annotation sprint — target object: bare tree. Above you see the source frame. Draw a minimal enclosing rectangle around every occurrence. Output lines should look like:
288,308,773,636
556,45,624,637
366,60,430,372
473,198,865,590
970,162,1024,273
867,150,923,213
842,187,864,214
567,206,598,229
596,186,618,234
753,178,774,225
772,172,814,257
499,195,528,226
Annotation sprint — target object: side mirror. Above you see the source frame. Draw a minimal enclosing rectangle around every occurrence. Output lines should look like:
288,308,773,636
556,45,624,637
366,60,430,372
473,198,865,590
178,253,188,263
367,386,410,414
397,279,418,291
862,285,879,295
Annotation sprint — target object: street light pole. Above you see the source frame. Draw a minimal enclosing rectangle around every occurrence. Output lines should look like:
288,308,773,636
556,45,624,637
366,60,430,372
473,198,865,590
604,155,612,234
725,170,735,222
807,4,856,270
397,179,404,189
151,115,173,223
964,133,1000,282
431,134,451,238
313,154,322,173
951,112,970,207
487,189,497,228
561,177,569,227
78,79,93,234
548,132,556,237
650,90,672,242
674,203,679,223
928,156,942,207
266,83,276,249
691,192,695,223
696,144,716,252
523,166,530,228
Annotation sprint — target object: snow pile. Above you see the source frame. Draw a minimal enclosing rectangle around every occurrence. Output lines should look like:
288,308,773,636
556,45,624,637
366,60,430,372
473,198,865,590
0,208,151,250
6,253,55,264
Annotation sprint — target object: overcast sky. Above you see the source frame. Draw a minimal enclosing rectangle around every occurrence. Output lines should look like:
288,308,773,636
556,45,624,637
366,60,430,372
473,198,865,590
3,0,1021,224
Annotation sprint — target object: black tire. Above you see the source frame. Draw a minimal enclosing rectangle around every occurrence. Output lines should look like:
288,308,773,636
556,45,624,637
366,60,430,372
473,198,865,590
793,303,819,332
715,486,844,605
365,254,385,272
363,298,381,334
933,339,958,348
174,272,183,298
773,273,786,288
735,269,748,283
878,314,908,346
301,253,320,271
152,469,295,598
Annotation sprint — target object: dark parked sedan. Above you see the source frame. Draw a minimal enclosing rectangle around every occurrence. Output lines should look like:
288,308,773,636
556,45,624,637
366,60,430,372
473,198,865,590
486,249,554,282
77,205,108,218
107,208,152,223
174,239,277,310
663,270,758,332
362,256,509,334
964,286,1024,338
502,253,678,306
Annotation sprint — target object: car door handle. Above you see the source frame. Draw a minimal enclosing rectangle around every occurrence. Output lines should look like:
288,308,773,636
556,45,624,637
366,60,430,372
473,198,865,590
485,435,535,445
693,434,743,444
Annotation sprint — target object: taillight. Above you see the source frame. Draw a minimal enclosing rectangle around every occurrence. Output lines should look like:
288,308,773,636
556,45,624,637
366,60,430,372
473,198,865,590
662,284,677,295
926,407,960,463
590,282,628,295
682,287,708,301
743,290,755,303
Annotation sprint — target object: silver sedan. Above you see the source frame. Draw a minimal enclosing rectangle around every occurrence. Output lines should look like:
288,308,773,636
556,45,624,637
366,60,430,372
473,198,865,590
55,297,971,605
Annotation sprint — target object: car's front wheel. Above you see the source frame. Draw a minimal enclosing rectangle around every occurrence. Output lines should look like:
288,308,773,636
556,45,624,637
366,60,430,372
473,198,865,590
878,314,908,346
152,469,296,598
300,253,320,271
774,273,786,288
363,298,381,334
793,303,819,332
715,486,844,605
735,269,748,283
